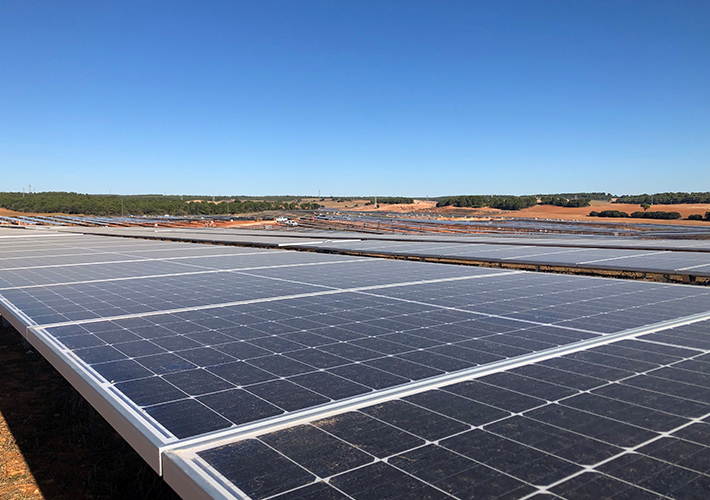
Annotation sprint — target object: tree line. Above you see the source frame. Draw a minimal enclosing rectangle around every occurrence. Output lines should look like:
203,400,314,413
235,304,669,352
375,197,414,205
538,192,613,201
614,192,710,205
437,194,592,211
588,210,700,220
436,195,538,210
538,196,590,208
0,192,321,216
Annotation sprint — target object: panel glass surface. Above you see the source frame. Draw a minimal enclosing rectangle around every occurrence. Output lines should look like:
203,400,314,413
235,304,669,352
303,240,710,276
191,320,710,500
42,287,594,440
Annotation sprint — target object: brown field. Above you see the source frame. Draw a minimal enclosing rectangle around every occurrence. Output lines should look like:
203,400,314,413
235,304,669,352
480,201,710,226
0,208,25,217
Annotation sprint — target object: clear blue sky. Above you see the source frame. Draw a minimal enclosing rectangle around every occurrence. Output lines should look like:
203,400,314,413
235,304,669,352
1,1,708,197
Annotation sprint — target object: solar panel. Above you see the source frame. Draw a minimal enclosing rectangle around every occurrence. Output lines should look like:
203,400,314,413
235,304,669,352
299,240,710,277
166,320,710,500
2,232,710,499
61,224,710,251
57,226,710,279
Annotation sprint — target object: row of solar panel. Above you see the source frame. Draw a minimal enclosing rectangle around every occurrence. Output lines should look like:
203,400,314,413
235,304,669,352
51,225,710,277
2,230,710,499
299,240,710,277
59,225,710,251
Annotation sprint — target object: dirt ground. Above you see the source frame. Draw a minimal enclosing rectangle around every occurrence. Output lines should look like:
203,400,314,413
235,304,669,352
303,198,439,212
489,201,710,226
0,209,23,217
0,322,180,500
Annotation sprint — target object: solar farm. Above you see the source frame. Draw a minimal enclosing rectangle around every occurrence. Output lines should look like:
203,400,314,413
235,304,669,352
3,224,710,500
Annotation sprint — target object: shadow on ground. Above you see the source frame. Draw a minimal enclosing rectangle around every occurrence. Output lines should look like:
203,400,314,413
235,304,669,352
0,321,181,500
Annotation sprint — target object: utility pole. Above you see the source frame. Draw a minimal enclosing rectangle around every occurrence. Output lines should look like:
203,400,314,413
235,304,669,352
22,187,25,198
121,199,124,216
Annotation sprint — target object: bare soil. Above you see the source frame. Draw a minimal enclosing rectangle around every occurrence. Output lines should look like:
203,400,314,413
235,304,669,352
0,209,25,217
496,201,710,226
0,323,180,500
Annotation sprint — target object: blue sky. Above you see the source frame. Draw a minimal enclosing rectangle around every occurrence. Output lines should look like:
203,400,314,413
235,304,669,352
1,1,708,197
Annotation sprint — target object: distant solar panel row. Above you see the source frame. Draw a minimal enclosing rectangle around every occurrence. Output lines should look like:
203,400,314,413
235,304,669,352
294,240,710,277
1,228,710,500
63,225,710,252
55,226,710,278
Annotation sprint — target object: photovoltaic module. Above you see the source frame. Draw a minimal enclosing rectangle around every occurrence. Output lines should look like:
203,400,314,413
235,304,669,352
2,227,710,499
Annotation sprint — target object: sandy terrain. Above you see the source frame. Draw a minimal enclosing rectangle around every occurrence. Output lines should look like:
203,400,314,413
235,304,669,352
492,201,710,226
0,208,72,218
302,198,441,212
346,200,439,213
302,198,375,210
0,208,25,217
